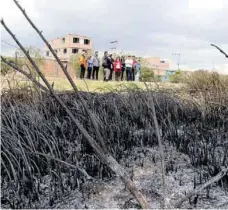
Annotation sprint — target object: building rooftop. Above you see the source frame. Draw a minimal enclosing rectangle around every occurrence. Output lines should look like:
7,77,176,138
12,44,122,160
48,33,91,42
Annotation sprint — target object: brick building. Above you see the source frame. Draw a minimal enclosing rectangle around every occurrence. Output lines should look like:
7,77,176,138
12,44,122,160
41,33,93,78
143,57,170,76
44,33,93,61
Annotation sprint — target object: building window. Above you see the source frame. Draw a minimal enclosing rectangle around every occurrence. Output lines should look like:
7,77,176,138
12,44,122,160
63,48,67,54
72,48,78,54
73,37,79,43
62,38,65,43
84,39,90,45
46,51,49,56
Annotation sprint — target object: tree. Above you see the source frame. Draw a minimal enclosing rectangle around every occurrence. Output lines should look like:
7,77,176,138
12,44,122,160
70,54,81,78
169,70,185,83
17,46,44,78
140,66,155,81
1,47,44,77
140,58,156,82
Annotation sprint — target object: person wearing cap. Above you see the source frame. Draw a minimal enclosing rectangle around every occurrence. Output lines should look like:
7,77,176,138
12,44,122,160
79,51,87,79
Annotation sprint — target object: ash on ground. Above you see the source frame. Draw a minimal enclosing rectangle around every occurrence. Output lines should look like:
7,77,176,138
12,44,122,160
3,145,227,209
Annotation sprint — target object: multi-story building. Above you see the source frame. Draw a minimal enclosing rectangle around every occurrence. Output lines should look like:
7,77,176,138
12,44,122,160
143,57,170,76
45,33,93,61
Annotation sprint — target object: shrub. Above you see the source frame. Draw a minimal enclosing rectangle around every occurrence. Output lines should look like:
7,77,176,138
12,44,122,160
185,70,228,95
70,54,81,77
169,70,186,83
140,66,155,82
1,58,15,76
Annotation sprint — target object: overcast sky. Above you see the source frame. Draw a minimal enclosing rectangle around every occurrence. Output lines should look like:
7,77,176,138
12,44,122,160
1,0,228,73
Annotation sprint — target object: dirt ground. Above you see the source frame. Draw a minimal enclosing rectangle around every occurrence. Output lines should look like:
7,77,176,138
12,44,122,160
12,145,227,209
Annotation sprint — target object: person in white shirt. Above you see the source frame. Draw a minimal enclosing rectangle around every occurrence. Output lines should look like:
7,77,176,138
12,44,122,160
92,51,100,80
125,55,133,81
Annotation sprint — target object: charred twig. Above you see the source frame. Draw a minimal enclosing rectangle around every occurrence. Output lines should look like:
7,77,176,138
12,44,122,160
1,55,48,92
211,44,228,59
1,18,148,209
29,151,93,180
13,0,107,153
144,82,167,208
174,167,228,208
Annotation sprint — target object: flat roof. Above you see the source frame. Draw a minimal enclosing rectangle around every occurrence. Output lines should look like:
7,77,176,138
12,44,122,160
49,33,91,42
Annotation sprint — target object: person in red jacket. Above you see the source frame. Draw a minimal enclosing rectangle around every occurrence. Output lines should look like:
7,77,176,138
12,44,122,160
113,56,122,81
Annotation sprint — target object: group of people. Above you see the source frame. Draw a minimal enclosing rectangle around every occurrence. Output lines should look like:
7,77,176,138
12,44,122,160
79,51,141,82
79,51,100,80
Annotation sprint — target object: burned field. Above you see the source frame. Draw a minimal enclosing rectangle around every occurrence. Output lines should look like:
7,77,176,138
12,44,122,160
1,89,228,208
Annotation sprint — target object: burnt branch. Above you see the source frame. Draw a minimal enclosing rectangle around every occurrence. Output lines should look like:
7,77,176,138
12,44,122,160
144,82,167,208
29,151,94,180
211,44,228,59
174,167,228,208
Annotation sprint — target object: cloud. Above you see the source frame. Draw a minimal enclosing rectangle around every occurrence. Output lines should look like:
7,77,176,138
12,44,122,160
1,0,228,73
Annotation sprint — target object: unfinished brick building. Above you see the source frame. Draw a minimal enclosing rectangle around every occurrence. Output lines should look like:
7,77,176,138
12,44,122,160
42,34,93,78
45,33,93,61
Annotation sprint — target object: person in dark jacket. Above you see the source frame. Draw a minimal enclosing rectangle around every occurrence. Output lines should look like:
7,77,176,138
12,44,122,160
121,56,126,81
108,54,114,80
102,51,112,81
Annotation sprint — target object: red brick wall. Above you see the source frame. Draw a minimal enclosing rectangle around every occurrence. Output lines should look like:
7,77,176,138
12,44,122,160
41,59,76,79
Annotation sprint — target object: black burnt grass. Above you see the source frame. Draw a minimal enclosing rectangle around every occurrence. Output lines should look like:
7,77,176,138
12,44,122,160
1,89,228,208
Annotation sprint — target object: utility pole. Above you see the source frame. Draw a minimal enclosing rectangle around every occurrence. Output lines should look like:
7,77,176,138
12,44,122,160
109,47,116,56
110,40,118,55
172,53,181,71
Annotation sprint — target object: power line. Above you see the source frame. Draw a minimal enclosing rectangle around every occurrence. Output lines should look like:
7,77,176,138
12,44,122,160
1,40,18,48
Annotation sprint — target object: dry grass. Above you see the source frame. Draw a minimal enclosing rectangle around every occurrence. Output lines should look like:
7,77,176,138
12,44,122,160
1,74,184,92
185,71,228,92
